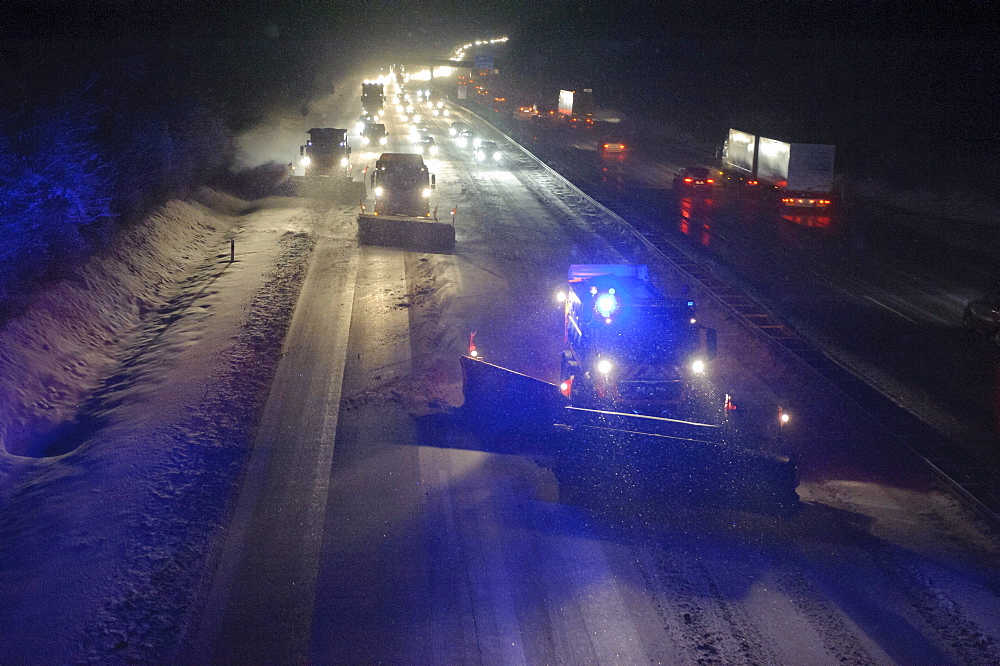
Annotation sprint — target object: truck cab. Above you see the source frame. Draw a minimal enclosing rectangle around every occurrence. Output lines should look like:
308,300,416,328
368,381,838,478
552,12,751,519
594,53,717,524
361,123,387,147
299,128,351,177
558,265,715,415
370,153,436,217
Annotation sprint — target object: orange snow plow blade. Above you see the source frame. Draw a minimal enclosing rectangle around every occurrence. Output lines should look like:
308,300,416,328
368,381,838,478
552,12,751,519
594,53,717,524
358,213,456,253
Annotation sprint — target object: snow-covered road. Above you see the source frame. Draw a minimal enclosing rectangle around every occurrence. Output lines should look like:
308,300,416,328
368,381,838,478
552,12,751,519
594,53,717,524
2,75,999,664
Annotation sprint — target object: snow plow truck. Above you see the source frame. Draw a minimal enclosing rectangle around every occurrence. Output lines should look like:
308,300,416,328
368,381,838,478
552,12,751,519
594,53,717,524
297,128,366,203
357,153,455,253
456,264,799,514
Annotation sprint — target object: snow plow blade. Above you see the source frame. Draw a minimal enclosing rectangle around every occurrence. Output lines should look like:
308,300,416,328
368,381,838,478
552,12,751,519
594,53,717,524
550,425,799,515
296,176,365,204
457,356,799,514
459,355,569,430
358,213,456,253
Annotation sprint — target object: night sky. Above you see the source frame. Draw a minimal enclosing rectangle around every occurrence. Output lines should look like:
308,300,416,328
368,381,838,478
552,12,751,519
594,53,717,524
2,0,997,188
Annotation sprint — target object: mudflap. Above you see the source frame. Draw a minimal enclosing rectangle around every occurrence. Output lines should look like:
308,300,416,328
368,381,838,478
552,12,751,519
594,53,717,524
358,213,456,253
458,356,568,432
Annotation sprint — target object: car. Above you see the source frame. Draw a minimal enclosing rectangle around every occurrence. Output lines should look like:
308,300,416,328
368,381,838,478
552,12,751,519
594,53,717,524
416,136,438,157
672,167,715,190
361,123,387,147
963,290,1000,343
456,128,475,148
449,121,467,137
473,140,502,164
598,140,627,154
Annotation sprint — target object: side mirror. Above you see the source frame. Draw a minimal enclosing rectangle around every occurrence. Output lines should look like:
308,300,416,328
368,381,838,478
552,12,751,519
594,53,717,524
430,174,436,189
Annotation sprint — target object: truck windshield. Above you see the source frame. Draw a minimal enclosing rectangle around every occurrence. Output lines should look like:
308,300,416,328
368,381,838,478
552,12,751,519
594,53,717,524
382,167,426,190
587,308,698,363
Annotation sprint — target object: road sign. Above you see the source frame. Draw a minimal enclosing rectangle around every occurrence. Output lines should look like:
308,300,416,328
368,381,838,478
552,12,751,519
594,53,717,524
457,84,467,100
474,54,494,70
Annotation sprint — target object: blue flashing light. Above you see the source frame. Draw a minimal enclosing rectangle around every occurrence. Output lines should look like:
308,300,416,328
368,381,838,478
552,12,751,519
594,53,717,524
687,301,695,307
595,292,618,319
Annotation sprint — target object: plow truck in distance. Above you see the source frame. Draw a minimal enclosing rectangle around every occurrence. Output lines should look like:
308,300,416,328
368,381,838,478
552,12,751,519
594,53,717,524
722,128,835,209
297,128,365,203
361,81,385,115
357,153,455,253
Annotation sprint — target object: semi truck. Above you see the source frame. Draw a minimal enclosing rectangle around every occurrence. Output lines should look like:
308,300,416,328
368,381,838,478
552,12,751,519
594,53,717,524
558,89,595,118
361,82,385,114
296,128,365,202
357,153,455,252
722,128,835,209
556,264,716,416
361,123,387,148
299,128,351,178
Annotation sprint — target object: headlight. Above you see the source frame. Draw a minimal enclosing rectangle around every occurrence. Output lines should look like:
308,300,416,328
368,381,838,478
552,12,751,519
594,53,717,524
379,136,387,145
413,114,421,122
597,359,613,374
493,151,502,162
416,145,424,154
432,109,439,116
355,122,365,132
362,136,370,145
457,138,467,147
373,186,383,197
443,110,450,116
475,151,484,161
422,188,431,197
690,359,706,374
429,145,438,156
340,157,349,167
473,138,482,148
449,128,457,136
300,156,311,166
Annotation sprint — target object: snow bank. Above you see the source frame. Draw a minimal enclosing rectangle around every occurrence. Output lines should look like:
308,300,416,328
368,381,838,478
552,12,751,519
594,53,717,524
0,189,243,459
0,189,315,663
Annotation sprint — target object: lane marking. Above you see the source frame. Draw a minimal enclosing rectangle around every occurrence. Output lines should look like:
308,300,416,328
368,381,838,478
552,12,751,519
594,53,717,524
864,295,917,324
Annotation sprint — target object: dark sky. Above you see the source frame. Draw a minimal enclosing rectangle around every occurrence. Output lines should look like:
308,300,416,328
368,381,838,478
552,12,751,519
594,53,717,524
3,0,997,187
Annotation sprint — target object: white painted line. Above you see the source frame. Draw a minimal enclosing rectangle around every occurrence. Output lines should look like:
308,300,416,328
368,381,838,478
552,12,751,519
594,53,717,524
864,295,917,324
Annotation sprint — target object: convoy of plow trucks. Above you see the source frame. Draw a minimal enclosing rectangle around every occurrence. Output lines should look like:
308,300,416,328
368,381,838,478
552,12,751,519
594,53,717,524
296,71,799,514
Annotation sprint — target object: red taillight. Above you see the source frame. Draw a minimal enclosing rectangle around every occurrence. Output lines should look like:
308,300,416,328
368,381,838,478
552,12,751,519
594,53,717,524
706,179,714,184
684,178,693,183
748,180,758,186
